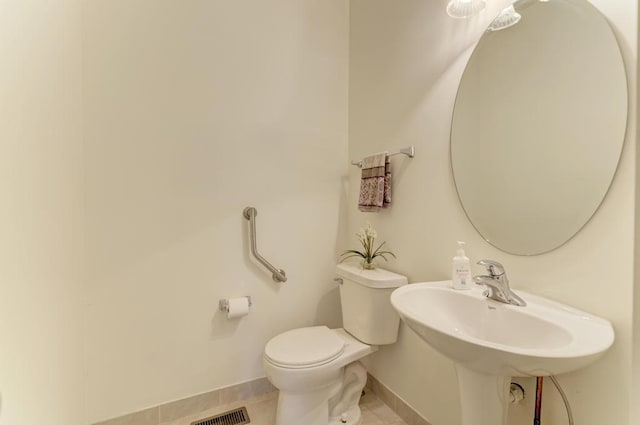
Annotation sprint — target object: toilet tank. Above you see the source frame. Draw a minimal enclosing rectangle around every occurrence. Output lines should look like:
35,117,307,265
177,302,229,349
335,263,408,345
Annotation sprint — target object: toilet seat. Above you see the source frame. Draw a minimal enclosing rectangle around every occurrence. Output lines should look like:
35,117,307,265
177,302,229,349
265,326,345,369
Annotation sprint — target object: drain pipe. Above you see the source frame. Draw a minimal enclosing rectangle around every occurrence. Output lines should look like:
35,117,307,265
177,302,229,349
534,376,544,425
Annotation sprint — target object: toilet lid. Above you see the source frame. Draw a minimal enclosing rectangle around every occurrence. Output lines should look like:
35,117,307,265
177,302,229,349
265,326,345,368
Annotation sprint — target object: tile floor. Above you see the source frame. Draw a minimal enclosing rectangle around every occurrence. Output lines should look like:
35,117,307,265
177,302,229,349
158,389,408,425
359,391,410,425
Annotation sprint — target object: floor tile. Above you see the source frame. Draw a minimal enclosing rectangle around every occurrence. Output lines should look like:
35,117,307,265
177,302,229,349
160,389,408,425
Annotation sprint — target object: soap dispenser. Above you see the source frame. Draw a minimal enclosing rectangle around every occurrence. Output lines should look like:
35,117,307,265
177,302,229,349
452,241,471,290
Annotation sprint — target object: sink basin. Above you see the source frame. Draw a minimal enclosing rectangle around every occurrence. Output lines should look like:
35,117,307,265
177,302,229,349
391,281,614,425
391,281,614,376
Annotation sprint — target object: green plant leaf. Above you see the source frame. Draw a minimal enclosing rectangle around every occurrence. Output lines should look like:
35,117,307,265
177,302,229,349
339,251,366,263
340,250,366,257
372,241,396,259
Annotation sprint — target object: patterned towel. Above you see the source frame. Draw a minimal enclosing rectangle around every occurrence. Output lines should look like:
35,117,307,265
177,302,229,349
358,152,391,212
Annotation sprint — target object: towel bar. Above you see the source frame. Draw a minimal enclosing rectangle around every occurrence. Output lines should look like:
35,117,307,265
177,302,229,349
351,146,415,168
243,207,287,283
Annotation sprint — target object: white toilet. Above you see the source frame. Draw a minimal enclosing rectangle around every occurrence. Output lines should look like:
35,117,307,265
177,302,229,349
263,263,408,425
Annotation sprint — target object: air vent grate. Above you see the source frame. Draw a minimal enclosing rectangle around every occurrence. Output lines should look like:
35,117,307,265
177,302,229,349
191,406,250,425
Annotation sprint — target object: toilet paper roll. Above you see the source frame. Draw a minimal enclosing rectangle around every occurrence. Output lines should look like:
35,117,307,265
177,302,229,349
226,297,250,319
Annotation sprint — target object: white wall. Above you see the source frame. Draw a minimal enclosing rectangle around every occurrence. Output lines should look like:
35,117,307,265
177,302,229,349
349,1,637,425
2,2,635,424
83,1,349,422
0,1,85,424
634,6,640,422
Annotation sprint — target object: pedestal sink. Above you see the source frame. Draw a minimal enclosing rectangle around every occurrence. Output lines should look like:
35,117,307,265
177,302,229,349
390,281,614,425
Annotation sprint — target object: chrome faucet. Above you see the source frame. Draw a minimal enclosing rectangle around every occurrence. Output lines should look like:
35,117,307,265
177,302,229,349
473,260,526,307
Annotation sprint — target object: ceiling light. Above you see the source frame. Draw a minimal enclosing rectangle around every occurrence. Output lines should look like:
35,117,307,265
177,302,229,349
487,5,522,31
447,0,486,19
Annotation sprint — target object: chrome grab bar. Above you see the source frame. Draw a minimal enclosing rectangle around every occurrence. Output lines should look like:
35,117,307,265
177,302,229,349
243,207,287,283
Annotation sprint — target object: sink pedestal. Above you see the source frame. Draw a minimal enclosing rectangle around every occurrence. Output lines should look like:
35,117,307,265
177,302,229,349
455,366,510,425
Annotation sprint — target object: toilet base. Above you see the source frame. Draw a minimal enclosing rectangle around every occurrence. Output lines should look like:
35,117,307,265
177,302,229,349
329,405,362,425
275,387,333,425
275,390,363,425
274,361,367,425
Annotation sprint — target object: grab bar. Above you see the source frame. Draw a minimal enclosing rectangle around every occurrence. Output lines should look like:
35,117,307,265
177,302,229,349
243,207,287,283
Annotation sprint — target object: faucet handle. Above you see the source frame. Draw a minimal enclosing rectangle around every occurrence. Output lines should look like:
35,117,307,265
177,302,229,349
477,259,505,277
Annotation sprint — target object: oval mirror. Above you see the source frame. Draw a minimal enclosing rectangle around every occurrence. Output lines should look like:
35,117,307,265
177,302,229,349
451,0,627,255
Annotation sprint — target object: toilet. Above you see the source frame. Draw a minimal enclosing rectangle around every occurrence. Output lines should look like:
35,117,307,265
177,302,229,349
263,263,408,425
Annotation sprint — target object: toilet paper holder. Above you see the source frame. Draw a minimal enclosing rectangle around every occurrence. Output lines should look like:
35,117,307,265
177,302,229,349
219,296,252,313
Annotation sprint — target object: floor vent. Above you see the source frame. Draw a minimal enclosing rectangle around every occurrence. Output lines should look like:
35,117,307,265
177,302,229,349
191,406,250,425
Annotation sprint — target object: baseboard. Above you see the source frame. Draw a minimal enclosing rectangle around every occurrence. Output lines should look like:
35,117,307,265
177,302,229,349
365,373,432,425
93,372,429,425
93,377,275,425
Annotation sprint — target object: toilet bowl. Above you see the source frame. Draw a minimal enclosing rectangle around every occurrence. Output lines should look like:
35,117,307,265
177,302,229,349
264,327,375,425
263,264,408,425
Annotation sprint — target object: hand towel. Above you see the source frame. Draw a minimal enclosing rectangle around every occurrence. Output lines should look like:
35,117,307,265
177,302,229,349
358,152,391,212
